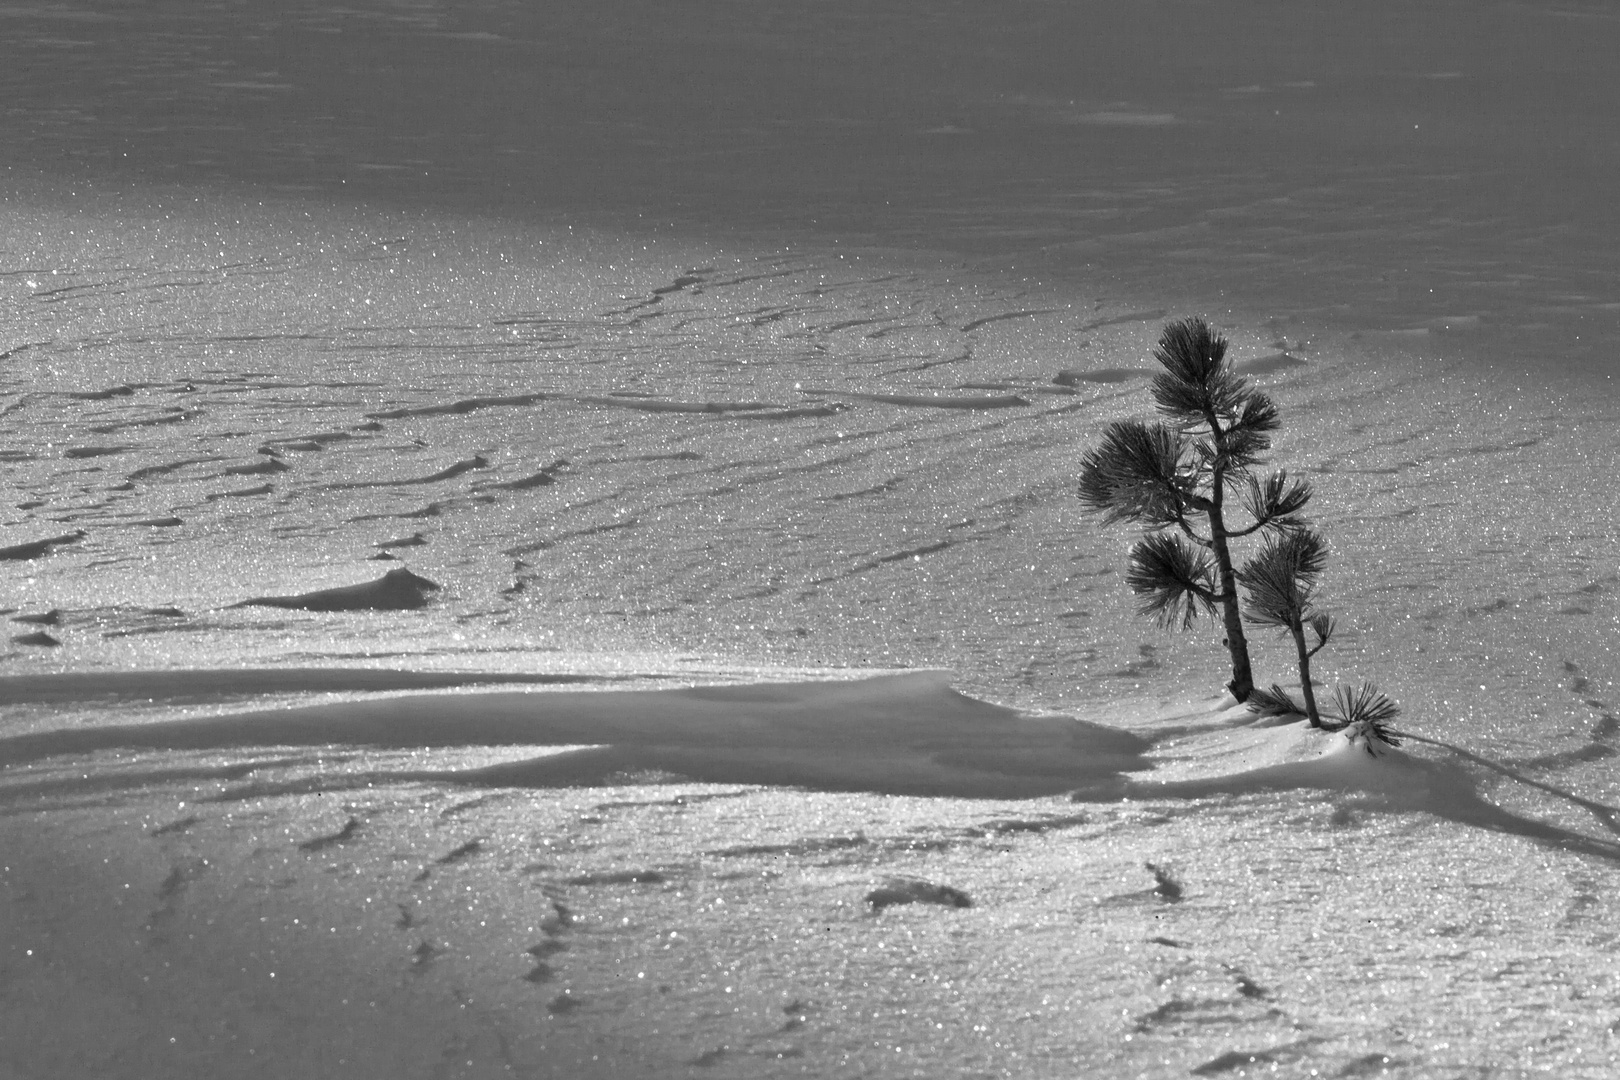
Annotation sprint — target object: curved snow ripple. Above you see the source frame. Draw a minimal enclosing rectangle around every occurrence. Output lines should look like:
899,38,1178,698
0,666,609,704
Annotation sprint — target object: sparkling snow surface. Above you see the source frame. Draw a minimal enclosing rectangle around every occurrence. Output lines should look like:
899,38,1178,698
3,2,1620,1077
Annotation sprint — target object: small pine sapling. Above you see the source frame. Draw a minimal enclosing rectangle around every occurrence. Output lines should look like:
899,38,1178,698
1238,532,1402,749
1077,317,1311,702
1237,528,1336,726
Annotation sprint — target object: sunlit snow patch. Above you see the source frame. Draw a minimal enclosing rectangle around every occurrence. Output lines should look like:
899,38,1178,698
1077,706,1431,801
1074,700,1620,862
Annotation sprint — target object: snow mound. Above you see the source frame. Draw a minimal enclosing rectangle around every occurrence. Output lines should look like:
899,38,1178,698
1063,697,1475,811
1074,702,1620,861
1095,712,1435,801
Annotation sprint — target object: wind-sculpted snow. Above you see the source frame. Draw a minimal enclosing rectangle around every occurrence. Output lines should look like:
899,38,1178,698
1053,367,1150,386
6,668,1615,865
233,567,443,611
0,672,1152,800
322,456,490,490
364,394,552,420
0,531,85,561
798,389,1030,409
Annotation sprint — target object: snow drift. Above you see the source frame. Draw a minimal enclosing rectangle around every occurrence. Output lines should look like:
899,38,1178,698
0,671,1152,799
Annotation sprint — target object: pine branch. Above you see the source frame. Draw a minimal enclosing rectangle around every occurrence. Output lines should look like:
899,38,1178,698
1126,532,1217,629
1228,393,1281,439
1153,317,1227,386
1289,529,1329,580
1077,420,1189,528
1237,529,1327,629
1247,684,1306,719
1220,428,1270,472
1307,612,1335,657
1173,517,1214,548
1218,397,1279,471
1149,317,1251,422
1230,470,1313,538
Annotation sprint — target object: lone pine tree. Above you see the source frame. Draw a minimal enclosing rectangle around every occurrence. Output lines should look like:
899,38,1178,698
1077,316,1311,702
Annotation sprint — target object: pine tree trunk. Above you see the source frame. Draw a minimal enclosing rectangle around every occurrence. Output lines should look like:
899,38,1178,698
1290,622,1322,726
1203,411,1255,704
1205,497,1255,703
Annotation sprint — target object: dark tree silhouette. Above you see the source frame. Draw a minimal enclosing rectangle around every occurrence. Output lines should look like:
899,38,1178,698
1077,317,1311,702
1237,528,1335,726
